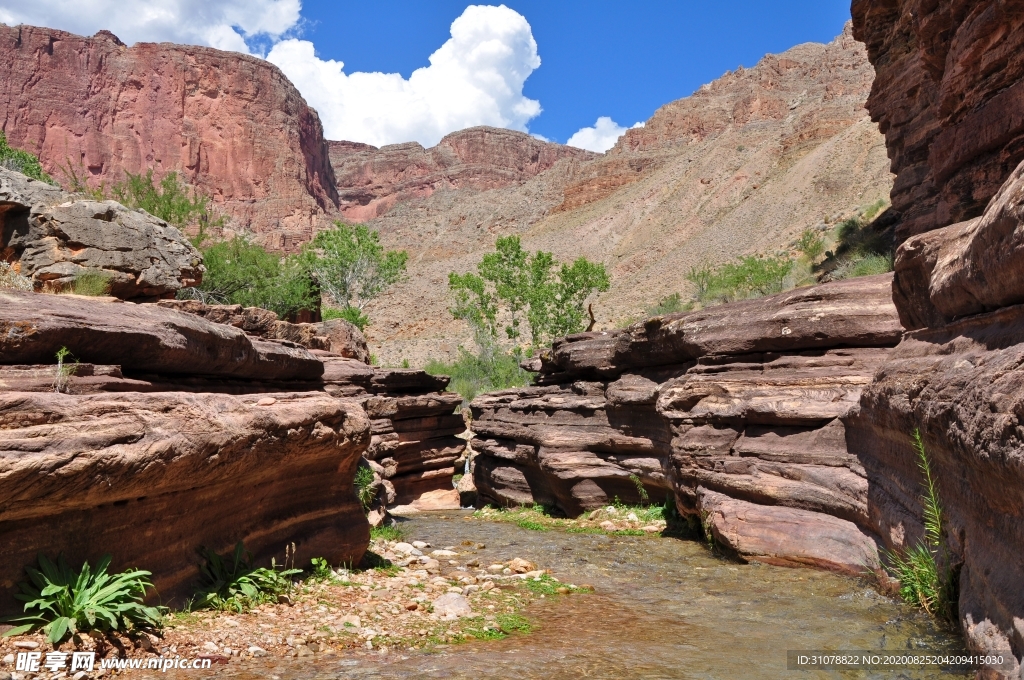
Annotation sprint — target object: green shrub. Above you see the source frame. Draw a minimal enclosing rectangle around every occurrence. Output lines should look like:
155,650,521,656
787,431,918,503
882,430,958,620
194,542,300,613
0,262,33,291
2,554,163,644
68,270,112,296
354,465,376,511
370,525,405,542
796,230,826,262
424,347,532,403
309,557,333,583
322,305,369,330
832,252,894,280
111,170,213,231
700,255,794,303
645,293,691,317
0,133,54,184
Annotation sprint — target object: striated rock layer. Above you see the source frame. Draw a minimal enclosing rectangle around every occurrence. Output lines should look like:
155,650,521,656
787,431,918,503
0,24,338,248
471,274,903,575
849,161,1024,675
0,291,465,613
852,0,1024,242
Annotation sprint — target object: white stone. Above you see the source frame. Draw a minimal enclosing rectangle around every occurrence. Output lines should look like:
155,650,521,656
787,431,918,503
411,541,430,549
432,593,472,619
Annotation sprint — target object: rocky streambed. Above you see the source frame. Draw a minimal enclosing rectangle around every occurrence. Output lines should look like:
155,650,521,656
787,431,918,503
138,513,968,680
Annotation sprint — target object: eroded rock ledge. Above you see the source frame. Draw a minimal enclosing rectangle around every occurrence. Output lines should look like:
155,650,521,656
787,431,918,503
0,291,464,613
471,274,903,575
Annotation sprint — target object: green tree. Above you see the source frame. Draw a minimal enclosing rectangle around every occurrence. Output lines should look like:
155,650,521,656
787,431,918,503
302,223,408,319
448,236,609,351
0,133,54,184
796,230,826,262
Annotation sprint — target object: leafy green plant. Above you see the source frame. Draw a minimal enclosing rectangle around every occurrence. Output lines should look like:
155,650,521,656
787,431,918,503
448,236,609,352
832,252,894,280
111,170,214,231
67,270,112,297
370,525,405,542
629,474,649,506
322,305,369,330
354,465,377,511
796,230,826,262
301,222,408,314
2,554,163,644
309,557,333,583
514,517,548,532
0,132,54,184
0,262,33,291
424,347,533,404
194,542,300,612
882,431,958,620
52,346,78,393
645,293,691,317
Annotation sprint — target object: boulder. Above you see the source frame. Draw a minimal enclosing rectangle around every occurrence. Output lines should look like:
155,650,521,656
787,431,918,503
316,318,370,363
0,290,322,381
0,169,202,300
0,390,370,612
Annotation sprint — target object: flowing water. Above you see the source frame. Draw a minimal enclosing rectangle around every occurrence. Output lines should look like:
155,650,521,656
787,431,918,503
200,512,969,680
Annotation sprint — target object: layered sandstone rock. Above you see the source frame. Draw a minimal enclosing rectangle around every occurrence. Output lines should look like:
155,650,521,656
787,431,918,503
1,169,202,299
0,24,338,247
471,274,902,574
329,127,594,222
0,389,370,611
852,0,1024,241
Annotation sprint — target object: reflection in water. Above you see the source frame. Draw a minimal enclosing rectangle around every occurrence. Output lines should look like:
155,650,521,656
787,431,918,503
174,512,967,680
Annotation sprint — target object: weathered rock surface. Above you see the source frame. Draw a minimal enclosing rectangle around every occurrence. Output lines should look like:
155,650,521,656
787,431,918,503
329,127,594,222
0,24,339,247
1,169,202,299
0,389,370,610
0,290,323,381
472,275,901,573
852,0,1024,241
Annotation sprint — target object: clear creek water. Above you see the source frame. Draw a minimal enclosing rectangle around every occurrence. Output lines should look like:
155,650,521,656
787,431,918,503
202,511,969,680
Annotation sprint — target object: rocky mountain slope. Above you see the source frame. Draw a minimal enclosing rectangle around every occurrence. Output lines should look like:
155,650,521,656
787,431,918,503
0,24,338,250
353,25,894,365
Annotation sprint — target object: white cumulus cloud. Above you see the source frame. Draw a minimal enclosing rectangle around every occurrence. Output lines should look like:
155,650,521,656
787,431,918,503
267,4,542,147
0,0,299,53
567,117,645,153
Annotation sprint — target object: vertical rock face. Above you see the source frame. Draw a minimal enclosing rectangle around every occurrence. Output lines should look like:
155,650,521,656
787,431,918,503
328,127,595,222
470,275,903,575
851,0,1024,242
0,24,339,248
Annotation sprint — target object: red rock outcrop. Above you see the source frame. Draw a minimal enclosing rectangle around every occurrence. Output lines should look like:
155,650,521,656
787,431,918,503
471,274,903,575
329,127,594,222
852,0,1024,242
0,24,339,249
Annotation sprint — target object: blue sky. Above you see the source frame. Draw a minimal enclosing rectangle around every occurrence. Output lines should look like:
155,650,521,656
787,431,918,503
294,1,853,144
1,1,854,150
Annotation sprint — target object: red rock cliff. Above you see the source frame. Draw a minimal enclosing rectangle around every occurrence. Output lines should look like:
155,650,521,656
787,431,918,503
329,126,594,222
0,24,339,250
852,0,1024,242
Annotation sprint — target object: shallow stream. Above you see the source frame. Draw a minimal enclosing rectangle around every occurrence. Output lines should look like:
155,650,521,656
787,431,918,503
209,511,969,679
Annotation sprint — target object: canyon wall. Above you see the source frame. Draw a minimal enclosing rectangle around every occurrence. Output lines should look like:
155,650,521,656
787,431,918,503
471,274,903,575
0,24,339,249
330,127,595,223
851,0,1024,242
355,25,894,366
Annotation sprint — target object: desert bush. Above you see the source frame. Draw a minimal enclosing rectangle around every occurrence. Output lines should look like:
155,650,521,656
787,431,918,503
111,170,214,232
645,293,691,317
796,230,826,262
697,255,794,304
322,305,369,331
354,465,377,511
67,270,112,296
0,262,33,291
424,348,533,404
0,133,54,184
448,236,609,352
194,542,300,612
831,252,894,280
2,554,163,644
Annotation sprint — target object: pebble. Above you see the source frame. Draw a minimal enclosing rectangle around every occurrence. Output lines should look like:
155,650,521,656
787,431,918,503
72,672,88,680
431,593,472,619
247,646,268,657
486,564,505,573
411,541,430,549
626,512,639,522
509,558,537,573
2,655,13,665
430,549,457,557
256,397,277,406
12,642,38,650
202,641,219,652
339,614,361,628
0,672,10,680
